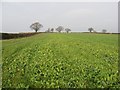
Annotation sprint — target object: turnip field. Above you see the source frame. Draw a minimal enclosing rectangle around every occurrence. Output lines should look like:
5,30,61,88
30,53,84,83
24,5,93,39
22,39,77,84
2,33,120,88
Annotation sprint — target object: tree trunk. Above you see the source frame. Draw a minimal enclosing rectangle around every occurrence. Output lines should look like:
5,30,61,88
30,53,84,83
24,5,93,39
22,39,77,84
35,30,37,33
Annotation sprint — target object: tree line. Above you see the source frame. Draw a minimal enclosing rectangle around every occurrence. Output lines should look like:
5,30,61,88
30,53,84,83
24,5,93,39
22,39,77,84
88,27,107,33
30,22,107,33
30,22,71,33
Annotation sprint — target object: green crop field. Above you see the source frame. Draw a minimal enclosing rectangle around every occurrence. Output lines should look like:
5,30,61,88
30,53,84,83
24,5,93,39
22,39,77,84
2,33,120,88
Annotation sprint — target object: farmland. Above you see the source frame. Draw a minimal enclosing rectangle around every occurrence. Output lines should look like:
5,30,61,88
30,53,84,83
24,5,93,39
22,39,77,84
2,33,120,88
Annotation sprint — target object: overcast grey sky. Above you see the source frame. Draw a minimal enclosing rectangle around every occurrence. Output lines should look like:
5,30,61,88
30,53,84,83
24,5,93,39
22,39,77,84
1,2,118,33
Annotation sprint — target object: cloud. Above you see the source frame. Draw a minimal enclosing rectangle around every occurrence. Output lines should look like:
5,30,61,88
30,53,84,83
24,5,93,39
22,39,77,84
2,0,119,2
2,2,118,33
63,8,93,19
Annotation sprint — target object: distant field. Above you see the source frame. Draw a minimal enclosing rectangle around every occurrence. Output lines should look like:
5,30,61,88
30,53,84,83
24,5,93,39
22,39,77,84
2,33,120,88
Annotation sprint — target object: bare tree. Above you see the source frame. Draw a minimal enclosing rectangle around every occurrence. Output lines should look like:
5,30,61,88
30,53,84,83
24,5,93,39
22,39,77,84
30,22,43,32
56,26,64,33
51,28,54,32
88,27,94,33
102,29,107,33
45,28,51,33
48,28,51,32
65,28,71,33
